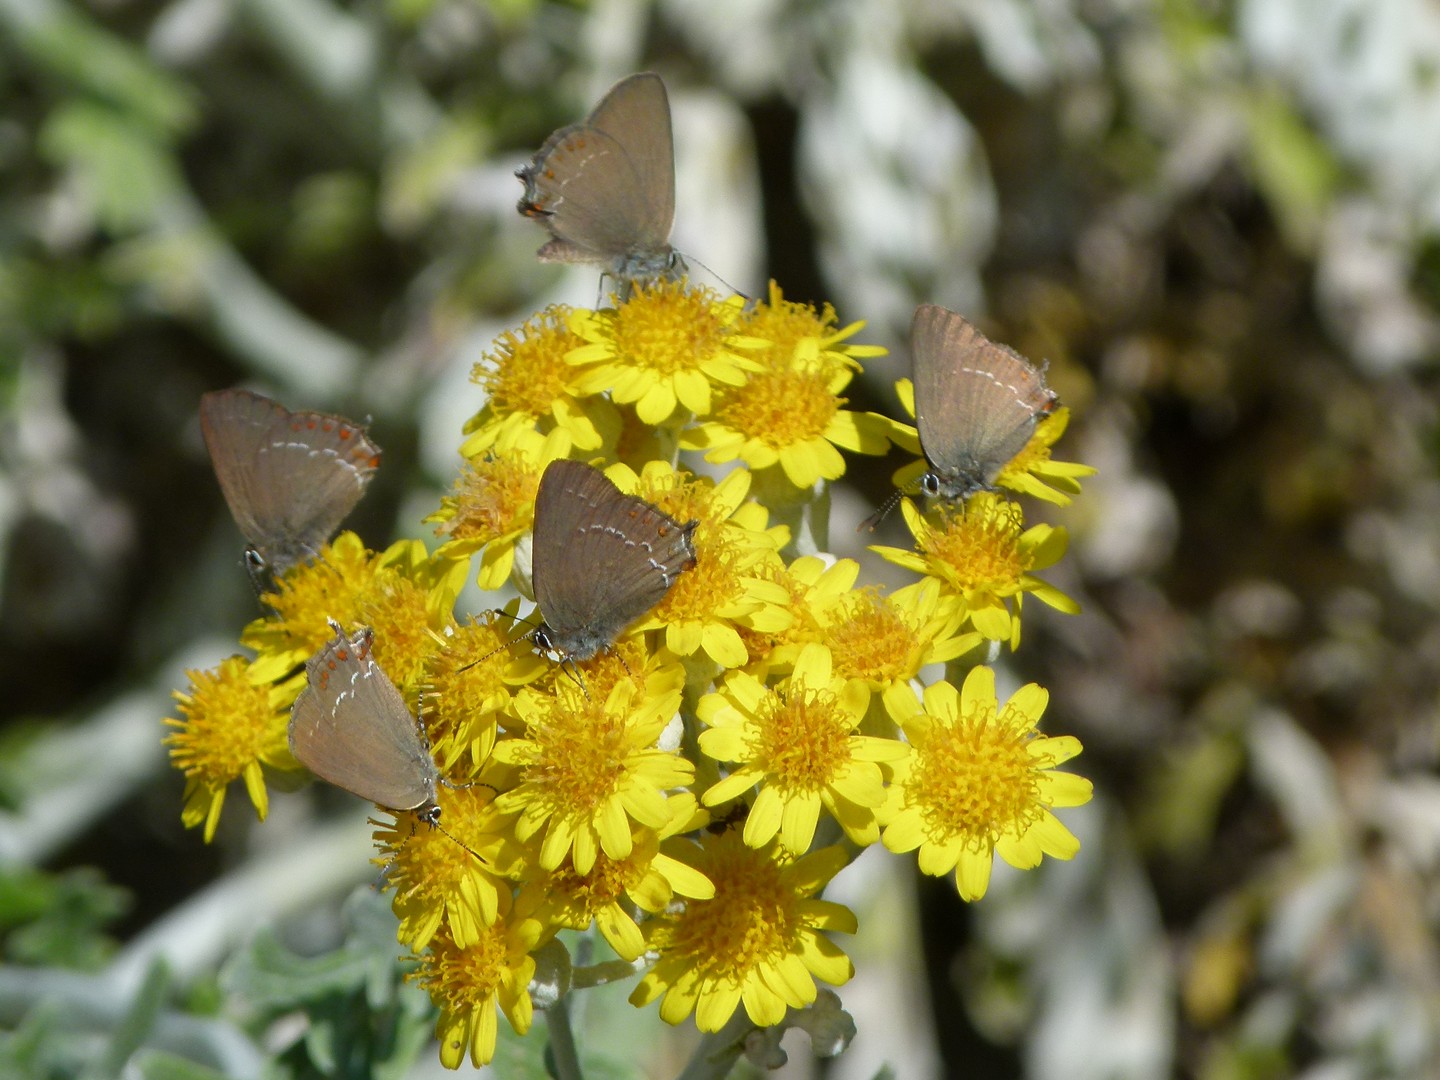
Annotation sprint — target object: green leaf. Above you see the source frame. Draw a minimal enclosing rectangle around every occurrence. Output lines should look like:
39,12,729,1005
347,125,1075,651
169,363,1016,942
0,865,129,969
18,8,197,135
87,961,171,1080
1243,86,1342,254
135,1049,233,1080
39,100,184,233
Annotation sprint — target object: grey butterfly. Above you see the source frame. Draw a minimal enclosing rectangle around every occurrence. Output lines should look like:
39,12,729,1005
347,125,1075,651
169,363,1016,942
516,72,683,289
529,459,698,665
200,389,380,577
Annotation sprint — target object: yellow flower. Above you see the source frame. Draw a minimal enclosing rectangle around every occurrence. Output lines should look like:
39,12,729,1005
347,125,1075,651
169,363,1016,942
508,634,686,722
240,531,378,681
766,564,979,701
872,493,1077,648
164,656,292,841
888,381,1095,506
996,407,1097,505
374,784,513,951
880,666,1092,901
621,463,792,669
353,543,467,696
732,281,887,375
630,832,856,1032
681,283,893,487
515,820,714,962
411,916,542,1069
698,643,907,852
681,363,891,488
490,680,694,874
423,611,520,773
428,426,570,590
566,280,757,424
461,305,617,454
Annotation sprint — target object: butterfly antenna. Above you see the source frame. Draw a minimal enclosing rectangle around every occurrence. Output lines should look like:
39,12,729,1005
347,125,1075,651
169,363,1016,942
858,488,906,532
410,807,490,867
452,608,539,674
680,252,747,301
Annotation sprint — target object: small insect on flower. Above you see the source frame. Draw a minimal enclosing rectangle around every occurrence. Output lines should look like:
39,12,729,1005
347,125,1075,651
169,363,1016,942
289,622,446,823
863,305,1056,528
199,389,381,581
516,72,684,291
526,459,698,675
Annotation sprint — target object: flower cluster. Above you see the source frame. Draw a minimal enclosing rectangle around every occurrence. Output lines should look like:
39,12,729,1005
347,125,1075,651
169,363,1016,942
165,278,1095,1069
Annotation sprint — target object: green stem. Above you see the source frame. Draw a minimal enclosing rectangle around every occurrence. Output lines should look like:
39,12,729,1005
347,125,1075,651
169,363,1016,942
675,1010,754,1080
545,995,584,1080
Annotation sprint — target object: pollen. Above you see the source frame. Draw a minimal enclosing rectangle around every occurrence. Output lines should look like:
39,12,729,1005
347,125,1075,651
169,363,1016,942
165,658,283,785
826,590,913,683
740,295,843,370
611,280,726,376
525,696,628,814
753,689,852,792
665,833,798,975
716,369,839,448
473,307,582,418
414,921,514,1009
924,497,1025,590
659,533,740,621
549,855,629,910
424,619,514,770
256,538,375,656
915,701,1041,845
438,456,534,544
357,572,436,695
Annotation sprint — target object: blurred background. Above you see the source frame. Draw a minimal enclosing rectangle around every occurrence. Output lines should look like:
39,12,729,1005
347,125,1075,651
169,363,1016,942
3,0,1440,1076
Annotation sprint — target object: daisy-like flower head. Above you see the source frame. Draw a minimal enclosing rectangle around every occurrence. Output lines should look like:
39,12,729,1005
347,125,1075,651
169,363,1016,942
429,426,570,590
240,531,380,682
889,382,1094,506
490,679,694,874
512,634,687,719
872,493,1078,649
410,915,543,1069
461,305,617,455
733,281,887,375
814,578,978,702
164,655,292,841
681,282,894,488
353,541,467,696
375,783,513,952
421,612,519,774
515,818,714,962
995,407,1097,505
680,361,893,490
243,536,462,694
731,554,841,670
566,280,758,424
880,666,1093,902
698,642,909,853
629,831,857,1032
620,462,793,670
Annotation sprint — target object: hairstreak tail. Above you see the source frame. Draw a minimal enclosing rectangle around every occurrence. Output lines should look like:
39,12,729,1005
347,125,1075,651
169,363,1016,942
516,72,683,290
199,389,380,577
862,304,1057,529
529,459,698,667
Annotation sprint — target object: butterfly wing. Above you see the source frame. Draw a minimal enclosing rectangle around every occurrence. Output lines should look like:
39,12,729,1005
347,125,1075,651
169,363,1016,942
517,73,675,271
531,459,697,660
200,390,380,571
911,305,1055,497
288,627,438,813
